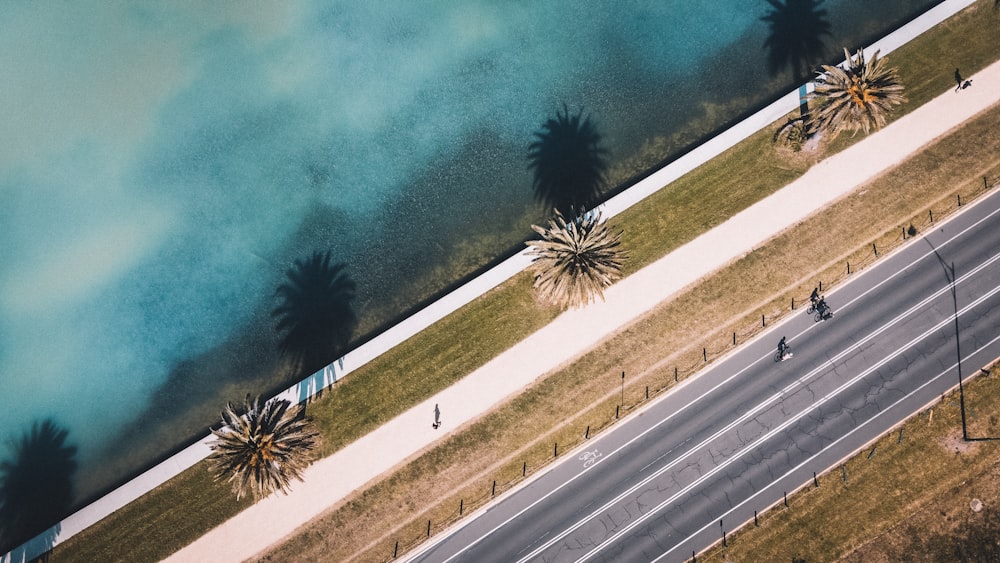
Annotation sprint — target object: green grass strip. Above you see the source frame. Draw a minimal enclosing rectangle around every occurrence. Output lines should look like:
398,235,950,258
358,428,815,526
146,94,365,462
52,3,1000,561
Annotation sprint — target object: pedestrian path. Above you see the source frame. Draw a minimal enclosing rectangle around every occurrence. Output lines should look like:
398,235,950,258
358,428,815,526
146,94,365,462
168,39,1000,563
2,2,982,561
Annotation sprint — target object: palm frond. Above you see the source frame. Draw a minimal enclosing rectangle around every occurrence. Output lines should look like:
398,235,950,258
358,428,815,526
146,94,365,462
810,47,906,138
208,395,319,502
525,209,626,309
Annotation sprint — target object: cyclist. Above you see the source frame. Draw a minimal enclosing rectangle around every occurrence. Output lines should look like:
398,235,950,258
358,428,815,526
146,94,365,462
817,297,832,319
778,336,788,359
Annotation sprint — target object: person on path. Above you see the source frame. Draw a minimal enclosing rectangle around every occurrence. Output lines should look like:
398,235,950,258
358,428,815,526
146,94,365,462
955,68,964,91
433,403,441,429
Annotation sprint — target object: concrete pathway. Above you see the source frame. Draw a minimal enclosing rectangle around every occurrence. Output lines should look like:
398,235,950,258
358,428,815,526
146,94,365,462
167,46,1000,563
2,3,983,562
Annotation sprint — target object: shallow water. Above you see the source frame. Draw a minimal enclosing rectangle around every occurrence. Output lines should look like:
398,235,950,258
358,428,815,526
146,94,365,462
0,0,935,521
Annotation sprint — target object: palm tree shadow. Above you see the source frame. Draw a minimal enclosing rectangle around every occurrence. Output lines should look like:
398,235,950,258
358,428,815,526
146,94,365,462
272,251,358,377
761,0,832,83
0,419,77,561
527,104,609,218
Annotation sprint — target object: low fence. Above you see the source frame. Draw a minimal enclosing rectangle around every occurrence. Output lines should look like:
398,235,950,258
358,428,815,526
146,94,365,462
381,173,1000,562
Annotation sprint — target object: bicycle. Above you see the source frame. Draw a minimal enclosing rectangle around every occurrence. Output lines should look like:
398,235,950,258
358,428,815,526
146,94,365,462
775,345,793,362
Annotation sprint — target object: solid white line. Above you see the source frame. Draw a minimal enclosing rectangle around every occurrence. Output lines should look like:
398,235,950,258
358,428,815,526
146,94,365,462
820,201,1000,314
425,216,1000,563
516,248,1000,562
524,269,1000,561
577,286,1000,562
652,330,1000,562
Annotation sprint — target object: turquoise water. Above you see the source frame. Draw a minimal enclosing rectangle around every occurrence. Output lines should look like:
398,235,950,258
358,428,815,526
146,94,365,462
0,0,935,518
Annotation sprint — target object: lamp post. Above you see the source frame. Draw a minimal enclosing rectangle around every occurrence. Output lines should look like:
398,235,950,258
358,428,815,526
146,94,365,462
930,242,970,441
948,262,969,441
621,371,625,408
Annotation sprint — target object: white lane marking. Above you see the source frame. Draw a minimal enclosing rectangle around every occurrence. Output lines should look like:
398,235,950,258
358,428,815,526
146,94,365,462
575,286,1000,563
653,330,1000,562
419,203,1000,563
579,450,602,469
515,250,1000,563
795,202,1000,337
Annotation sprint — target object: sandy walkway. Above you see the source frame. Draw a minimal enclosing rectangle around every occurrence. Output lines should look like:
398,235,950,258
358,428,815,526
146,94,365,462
163,55,1000,563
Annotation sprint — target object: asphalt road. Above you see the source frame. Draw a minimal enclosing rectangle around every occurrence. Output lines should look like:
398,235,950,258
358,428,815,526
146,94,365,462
409,187,1000,563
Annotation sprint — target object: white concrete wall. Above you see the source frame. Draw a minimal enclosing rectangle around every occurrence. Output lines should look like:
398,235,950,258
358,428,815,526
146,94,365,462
2,1,976,560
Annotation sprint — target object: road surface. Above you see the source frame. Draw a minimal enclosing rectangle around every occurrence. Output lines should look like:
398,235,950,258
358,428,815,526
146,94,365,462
410,187,1000,563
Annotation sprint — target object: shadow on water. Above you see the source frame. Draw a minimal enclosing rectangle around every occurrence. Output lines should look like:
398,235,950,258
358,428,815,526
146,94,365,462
0,419,77,561
272,251,358,377
80,206,356,508
762,0,832,83
358,126,539,332
527,104,609,218
601,0,938,200
66,0,943,523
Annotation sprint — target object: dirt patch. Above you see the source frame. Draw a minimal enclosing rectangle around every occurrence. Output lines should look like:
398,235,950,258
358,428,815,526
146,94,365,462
842,458,1000,562
940,427,980,456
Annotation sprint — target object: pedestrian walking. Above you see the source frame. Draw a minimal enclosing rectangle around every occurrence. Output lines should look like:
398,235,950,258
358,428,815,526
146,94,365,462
433,403,441,429
955,68,964,91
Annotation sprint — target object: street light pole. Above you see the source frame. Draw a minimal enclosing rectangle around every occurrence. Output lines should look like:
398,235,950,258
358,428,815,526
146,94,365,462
949,262,969,441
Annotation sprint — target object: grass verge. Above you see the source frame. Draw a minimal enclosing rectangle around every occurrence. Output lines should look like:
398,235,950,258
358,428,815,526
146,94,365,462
257,99,1000,563
50,2,1000,561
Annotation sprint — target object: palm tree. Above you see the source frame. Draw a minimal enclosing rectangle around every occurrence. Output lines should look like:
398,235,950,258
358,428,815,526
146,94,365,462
527,105,609,218
0,420,77,556
273,251,357,372
761,0,831,82
208,394,319,502
525,209,626,309
810,48,906,138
